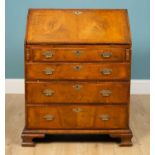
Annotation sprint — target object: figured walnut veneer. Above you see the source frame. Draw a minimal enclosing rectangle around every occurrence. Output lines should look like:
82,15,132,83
22,9,133,146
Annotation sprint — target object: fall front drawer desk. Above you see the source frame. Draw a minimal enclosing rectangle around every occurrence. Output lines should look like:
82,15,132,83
22,9,133,146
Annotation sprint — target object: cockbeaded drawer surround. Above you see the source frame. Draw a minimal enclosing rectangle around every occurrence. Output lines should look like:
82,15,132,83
22,9,133,147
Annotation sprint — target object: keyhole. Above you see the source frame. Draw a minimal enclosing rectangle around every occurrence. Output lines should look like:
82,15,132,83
74,65,81,71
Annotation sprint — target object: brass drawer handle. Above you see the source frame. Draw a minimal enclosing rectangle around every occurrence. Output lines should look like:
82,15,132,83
101,52,112,58
43,51,54,58
43,68,55,75
73,84,82,90
74,50,81,56
42,89,55,96
100,90,112,97
99,115,109,121
72,108,83,113
73,65,82,71
43,114,55,121
100,69,112,75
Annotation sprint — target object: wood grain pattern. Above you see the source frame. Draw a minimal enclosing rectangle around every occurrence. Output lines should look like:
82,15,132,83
26,82,129,104
23,9,133,146
26,105,128,129
31,47,127,62
6,94,150,154
26,9,131,44
26,63,130,80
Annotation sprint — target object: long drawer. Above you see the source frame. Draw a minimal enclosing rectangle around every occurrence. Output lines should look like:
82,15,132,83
30,47,127,62
27,105,128,129
26,63,130,80
26,82,129,104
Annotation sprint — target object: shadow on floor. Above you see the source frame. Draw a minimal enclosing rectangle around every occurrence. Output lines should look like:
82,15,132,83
33,134,121,144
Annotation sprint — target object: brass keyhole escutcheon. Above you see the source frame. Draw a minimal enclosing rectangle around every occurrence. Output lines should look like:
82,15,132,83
73,65,82,71
73,84,82,90
74,10,82,15
74,50,81,57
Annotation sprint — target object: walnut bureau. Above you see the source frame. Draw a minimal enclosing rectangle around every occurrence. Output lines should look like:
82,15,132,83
22,9,133,146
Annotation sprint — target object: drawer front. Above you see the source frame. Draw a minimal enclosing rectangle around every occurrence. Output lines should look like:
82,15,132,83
31,48,126,62
27,105,128,129
26,63,130,80
26,82,129,104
